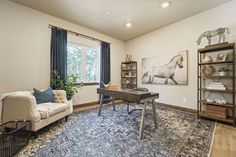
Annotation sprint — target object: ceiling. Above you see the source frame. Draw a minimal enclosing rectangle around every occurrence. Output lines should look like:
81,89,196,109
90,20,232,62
11,0,231,41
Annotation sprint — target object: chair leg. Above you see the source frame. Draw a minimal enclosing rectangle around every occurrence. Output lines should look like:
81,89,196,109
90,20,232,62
98,94,104,116
65,115,68,122
112,97,116,111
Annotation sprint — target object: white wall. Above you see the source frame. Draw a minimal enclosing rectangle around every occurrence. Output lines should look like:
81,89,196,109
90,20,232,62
0,1,126,105
126,0,236,109
1,0,236,108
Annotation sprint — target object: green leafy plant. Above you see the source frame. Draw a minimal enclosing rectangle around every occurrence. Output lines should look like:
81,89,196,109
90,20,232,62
51,71,83,100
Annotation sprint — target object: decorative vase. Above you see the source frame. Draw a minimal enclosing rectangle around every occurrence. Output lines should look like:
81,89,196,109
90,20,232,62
203,56,212,63
126,54,132,62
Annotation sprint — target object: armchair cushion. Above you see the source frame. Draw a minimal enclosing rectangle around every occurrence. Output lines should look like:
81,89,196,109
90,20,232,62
37,103,54,119
34,88,55,104
50,103,69,115
37,102,68,118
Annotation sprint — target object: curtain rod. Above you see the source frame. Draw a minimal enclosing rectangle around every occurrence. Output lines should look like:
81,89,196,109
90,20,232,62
48,24,111,44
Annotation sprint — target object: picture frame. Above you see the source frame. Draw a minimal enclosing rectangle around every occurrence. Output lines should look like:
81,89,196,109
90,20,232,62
141,50,188,85
216,53,227,62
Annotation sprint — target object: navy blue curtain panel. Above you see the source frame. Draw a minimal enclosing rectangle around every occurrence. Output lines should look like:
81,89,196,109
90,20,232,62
100,41,111,102
100,41,111,84
50,27,67,88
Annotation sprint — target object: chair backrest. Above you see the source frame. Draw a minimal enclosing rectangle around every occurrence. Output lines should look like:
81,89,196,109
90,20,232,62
134,88,149,92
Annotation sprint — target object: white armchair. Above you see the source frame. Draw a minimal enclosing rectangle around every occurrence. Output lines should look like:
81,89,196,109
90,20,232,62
2,90,72,132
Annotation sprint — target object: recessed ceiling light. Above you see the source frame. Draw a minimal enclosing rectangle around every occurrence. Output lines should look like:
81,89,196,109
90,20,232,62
126,22,132,28
105,10,111,15
161,1,171,8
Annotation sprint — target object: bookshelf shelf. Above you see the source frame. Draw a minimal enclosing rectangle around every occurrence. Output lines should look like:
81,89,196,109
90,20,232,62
198,88,234,93
199,75,233,79
199,60,233,65
200,100,233,108
199,111,234,124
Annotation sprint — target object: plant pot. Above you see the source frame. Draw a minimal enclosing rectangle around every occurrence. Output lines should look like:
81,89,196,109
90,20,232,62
67,99,73,113
67,99,73,106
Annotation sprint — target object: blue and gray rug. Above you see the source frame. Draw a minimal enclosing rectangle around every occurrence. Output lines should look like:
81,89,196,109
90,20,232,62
17,104,215,157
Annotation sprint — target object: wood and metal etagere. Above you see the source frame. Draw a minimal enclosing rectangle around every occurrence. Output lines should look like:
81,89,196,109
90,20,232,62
197,43,236,126
121,61,137,89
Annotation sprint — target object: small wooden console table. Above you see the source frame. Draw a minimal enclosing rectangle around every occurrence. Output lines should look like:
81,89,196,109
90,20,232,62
97,88,159,140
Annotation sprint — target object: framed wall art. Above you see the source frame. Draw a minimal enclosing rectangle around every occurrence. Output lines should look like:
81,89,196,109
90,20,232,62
142,50,188,85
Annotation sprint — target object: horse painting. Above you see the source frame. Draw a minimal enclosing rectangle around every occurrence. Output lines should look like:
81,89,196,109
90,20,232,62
142,52,187,85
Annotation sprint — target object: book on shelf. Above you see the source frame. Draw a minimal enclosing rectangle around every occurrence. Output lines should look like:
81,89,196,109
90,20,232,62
207,84,224,87
206,87,226,90
206,82,226,90
207,85,225,88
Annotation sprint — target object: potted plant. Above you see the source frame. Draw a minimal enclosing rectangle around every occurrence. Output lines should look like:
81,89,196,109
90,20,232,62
51,71,83,105
218,67,232,76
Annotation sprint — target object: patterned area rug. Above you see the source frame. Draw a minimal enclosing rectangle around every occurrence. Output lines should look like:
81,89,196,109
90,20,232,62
17,104,215,157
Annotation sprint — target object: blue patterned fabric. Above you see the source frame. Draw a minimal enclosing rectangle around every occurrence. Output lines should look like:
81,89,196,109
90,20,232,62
33,88,55,104
18,104,215,157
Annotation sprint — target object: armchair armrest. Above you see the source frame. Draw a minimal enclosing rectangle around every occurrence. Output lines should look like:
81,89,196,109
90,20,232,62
2,93,41,123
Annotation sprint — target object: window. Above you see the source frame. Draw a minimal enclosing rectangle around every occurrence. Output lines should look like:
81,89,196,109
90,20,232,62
67,42,100,83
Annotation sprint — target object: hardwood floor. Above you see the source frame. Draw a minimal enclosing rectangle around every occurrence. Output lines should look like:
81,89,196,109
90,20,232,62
73,103,236,156
73,100,122,112
210,123,236,157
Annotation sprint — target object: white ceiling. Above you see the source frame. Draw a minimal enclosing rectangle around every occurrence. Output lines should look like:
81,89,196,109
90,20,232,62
11,0,231,41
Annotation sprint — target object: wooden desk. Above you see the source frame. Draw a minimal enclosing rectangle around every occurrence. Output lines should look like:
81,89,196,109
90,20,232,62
97,88,159,140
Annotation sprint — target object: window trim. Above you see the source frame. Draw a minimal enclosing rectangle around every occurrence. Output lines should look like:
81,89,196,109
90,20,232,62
80,82,99,86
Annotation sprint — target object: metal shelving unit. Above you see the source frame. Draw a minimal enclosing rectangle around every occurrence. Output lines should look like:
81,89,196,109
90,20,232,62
197,42,235,126
121,61,137,89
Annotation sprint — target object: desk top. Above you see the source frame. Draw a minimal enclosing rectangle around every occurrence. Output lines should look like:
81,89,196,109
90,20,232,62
97,88,159,103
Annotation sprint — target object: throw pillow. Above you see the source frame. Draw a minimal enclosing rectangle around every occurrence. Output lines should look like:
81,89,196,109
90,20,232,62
33,88,55,104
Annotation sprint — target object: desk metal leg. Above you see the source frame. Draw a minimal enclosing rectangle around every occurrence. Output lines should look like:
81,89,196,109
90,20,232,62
152,100,158,128
112,97,116,111
139,103,146,140
98,94,103,116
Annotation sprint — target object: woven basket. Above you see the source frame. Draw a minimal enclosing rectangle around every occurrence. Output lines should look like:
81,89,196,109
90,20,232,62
201,66,215,76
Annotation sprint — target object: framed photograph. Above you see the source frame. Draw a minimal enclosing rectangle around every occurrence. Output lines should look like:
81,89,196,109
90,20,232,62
216,53,227,62
141,50,188,85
